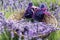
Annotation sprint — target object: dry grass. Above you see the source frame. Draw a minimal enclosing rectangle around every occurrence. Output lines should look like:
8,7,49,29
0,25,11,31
8,9,25,21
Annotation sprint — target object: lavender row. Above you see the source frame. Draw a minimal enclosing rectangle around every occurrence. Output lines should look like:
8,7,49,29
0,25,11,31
0,12,59,40
0,0,32,11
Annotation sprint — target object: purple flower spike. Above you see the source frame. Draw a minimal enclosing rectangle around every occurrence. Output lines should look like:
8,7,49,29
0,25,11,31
11,31,14,38
0,12,4,16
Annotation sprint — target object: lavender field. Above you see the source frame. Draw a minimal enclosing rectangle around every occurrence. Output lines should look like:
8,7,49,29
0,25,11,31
0,0,60,40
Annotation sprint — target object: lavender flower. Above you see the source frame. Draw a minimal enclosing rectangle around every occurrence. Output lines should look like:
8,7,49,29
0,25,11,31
54,7,60,26
8,19,56,39
0,12,6,34
49,3,58,11
0,1,59,40
11,31,14,38
0,12,58,40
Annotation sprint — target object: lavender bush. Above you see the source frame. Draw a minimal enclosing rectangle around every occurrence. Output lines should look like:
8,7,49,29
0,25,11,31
0,3,59,40
0,0,60,40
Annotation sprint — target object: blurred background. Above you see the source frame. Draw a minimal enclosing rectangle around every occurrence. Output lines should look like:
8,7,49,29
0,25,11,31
0,0,60,40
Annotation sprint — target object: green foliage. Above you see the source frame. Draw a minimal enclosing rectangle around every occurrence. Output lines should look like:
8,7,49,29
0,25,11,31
0,28,19,40
48,30,60,40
